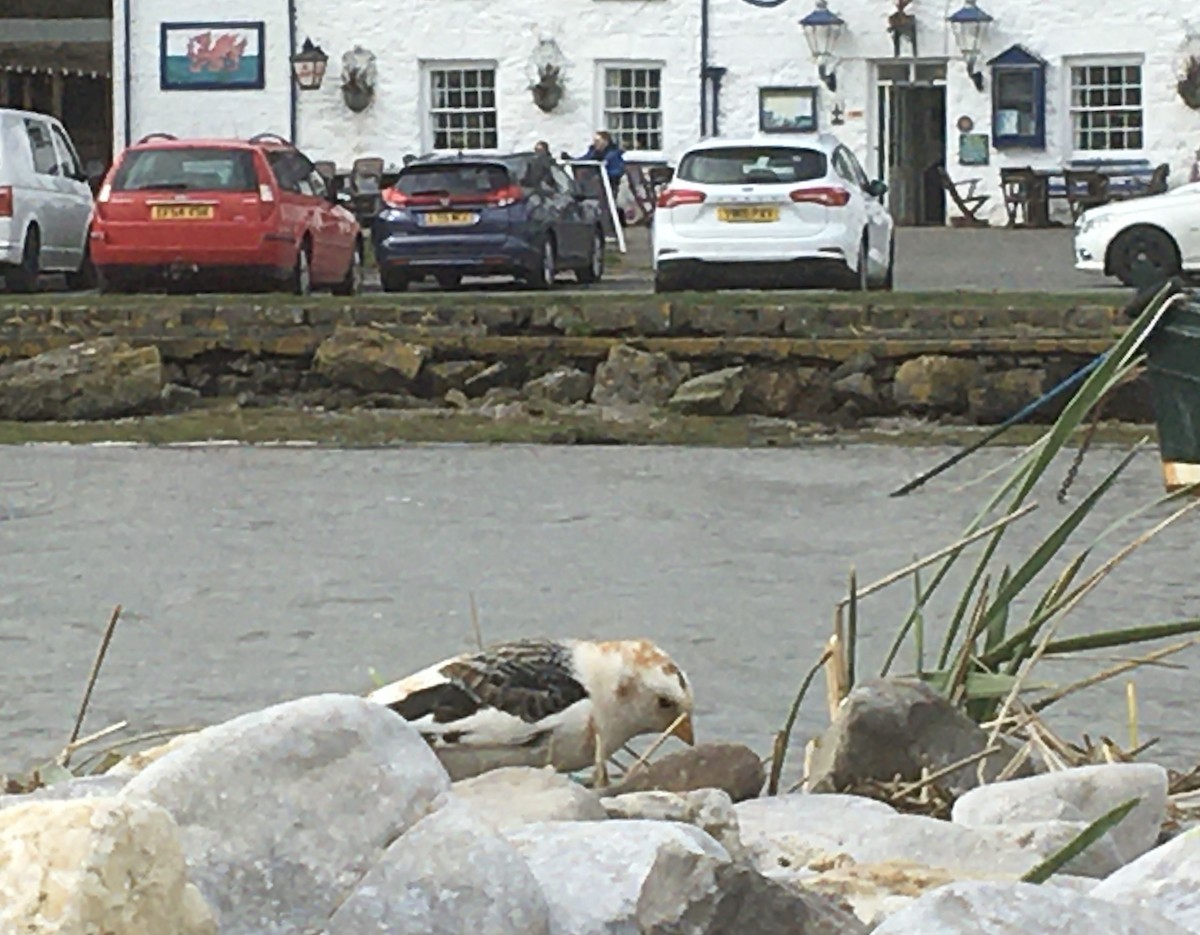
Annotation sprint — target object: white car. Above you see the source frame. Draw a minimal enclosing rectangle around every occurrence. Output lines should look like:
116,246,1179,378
652,134,895,293
0,108,95,292
1074,182,1200,286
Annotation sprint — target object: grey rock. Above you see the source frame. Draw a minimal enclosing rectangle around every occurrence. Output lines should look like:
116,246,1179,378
523,367,594,405
591,344,687,408
464,361,513,398
452,767,608,831
0,774,128,811
1088,827,1200,930
323,796,550,935
831,351,877,380
740,366,804,417
607,742,765,803
118,694,451,935
445,388,470,408
705,863,869,935
968,368,1045,424
667,366,746,415
505,820,730,935
600,789,743,860
161,382,202,412
805,678,1032,797
424,360,488,397
892,354,981,414
832,372,880,409
976,819,1125,878
951,763,1168,864
0,338,163,421
735,792,896,848
313,326,430,392
872,880,1190,935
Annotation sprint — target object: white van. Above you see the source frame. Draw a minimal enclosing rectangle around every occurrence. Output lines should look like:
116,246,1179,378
0,108,95,292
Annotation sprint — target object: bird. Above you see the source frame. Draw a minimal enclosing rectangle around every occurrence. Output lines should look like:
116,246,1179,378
366,637,695,785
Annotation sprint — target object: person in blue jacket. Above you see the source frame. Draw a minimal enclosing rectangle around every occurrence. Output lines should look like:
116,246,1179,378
569,130,626,199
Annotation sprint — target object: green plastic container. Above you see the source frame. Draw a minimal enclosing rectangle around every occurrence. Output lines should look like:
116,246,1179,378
1144,296,1200,491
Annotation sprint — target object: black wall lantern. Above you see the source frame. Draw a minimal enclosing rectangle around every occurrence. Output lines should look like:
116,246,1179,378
800,0,844,92
948,0,993,91
291,38,329,91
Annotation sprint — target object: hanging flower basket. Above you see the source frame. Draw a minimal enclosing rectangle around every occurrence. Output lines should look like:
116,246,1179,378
1179,56,1200,110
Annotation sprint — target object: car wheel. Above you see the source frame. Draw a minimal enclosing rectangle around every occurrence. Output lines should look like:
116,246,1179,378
528,237,556,290
331,243,363,296
839,235,869,291
380,268,410,293
65,240,97,291
6,226,40,294
871,237,895,292
575,228,605,284
654,266,685,293
435,272,463,290
289,242,312,296
1108,226,1181,287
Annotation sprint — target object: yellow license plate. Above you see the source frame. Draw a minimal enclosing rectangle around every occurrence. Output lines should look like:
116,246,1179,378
717,206,780,223
151,204,214,220
424,211,478,226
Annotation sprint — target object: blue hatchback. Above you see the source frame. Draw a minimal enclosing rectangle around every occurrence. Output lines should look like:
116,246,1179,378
371,153,606,291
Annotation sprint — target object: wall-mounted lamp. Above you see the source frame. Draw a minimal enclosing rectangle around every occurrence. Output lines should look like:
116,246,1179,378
800,0,844,92
948,0,993,91
290,38,329,91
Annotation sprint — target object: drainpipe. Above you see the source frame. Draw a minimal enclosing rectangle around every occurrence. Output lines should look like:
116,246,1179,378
122,0,132,147
287,0,298,143
707,66,727,136
700,0,709,136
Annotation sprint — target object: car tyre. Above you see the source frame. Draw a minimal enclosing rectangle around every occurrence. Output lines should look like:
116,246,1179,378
839,234,869,291
575,228,605,285
65,240,97,292
331,242,363,296
96,268,134,295
1108,225,1181,287
380,268,410,293
871,237,895,292
435,272,463,290
6,226,40,294
528,237,556,290
289,242,313,296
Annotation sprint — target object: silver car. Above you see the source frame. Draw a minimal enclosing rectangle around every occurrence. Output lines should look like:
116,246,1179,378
0,108,95,292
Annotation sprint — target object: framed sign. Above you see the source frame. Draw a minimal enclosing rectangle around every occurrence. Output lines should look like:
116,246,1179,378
958,132,990,166
160,21,266,91
759,87,818,133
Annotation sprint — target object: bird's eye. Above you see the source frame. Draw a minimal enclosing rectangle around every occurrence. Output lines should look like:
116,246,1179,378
657,696,675,710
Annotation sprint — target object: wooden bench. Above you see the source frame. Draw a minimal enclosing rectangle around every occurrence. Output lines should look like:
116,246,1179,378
938,166,989,226
1046,159,1169,215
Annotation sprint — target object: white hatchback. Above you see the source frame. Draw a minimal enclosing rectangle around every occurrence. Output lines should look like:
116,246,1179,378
1074,182,1200,286
0,108,95,292
652,134,895,292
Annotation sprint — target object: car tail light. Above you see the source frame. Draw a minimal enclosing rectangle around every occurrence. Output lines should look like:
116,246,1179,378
0,186,11,218
790,186,851,207
382,186,410,208
482,183,525,207
657,188,706,209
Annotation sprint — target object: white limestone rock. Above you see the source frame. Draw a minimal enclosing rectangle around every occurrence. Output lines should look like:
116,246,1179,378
118,693,451,935
505,819,731,934
451,766,608,831
601,788,744,859
0,797,217,935
0,774,127,811
735,792,896,848
323,796,551,935
951,763,1168,863
975,819,1126,878
872,880,1190,934
1091,827,1200,930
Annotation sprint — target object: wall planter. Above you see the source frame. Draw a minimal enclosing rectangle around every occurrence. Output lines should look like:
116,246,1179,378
1179,56,1200,110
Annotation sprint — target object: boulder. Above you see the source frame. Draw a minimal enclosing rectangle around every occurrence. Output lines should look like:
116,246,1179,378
0,338,163,421
951,763,1168,864
0,774,128,811
600,789,743,859
161,382,203,412
313,326,430,392
118,694,451,935
872,880,1190,935
505,820,730,934
591,344,687,408
968,368,1045,424
706,862,869,935
607,742,765,802
832,372,881,411
0,797,217,935
1090,827,1200,930
735,792,896,849
464,361,514,398
741,366,803,416
975,819,1125,878
324,797,550,935
805,678,1031,797
831,351,877,380
451,767,608,831
892,355,981,413
423,360,488,397
523,367,594,405
667,366,747,415
107,733,199,778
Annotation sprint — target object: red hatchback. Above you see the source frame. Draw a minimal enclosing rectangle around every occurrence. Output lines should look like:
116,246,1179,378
91,133,361,294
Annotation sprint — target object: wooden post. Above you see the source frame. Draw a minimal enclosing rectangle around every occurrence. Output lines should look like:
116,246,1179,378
22,73,34,110
51,72,64,119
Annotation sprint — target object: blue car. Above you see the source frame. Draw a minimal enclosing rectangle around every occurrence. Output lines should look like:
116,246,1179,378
371,152,606,291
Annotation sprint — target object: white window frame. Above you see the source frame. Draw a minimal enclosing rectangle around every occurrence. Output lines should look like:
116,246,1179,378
420,60,500,153
1064,55,1145,158
595,61,665,157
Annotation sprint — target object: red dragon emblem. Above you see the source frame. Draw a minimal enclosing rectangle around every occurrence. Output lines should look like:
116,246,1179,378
186,32,248,74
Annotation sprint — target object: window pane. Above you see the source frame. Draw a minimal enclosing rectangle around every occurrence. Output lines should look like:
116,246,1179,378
427,66,498,150
1068,59,1143,152
603,65,664,151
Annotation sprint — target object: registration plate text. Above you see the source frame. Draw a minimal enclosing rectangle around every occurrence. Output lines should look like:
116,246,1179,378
716,206,779,223
151,204,215,221
424,211,479,226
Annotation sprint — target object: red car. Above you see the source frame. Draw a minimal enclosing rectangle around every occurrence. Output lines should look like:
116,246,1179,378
91,133,361,295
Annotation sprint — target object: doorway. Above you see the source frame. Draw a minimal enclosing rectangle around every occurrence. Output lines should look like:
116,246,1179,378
875,61,947,226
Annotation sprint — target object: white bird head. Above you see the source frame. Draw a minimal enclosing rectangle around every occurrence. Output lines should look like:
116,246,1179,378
580,639,695,751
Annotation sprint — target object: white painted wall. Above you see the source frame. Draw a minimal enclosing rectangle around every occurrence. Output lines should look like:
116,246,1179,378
116,0,1200,226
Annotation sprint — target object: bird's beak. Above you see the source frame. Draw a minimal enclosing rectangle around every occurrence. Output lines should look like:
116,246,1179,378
670,714,695,746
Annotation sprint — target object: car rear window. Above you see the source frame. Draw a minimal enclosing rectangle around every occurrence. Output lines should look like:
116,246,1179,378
676,147,828,185
397,164,511,196
111,148,258,192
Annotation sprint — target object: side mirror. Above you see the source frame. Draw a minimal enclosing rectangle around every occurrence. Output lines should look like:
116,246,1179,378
865,179,888,198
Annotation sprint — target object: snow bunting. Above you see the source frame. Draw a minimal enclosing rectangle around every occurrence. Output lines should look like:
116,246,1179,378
367,638,695,783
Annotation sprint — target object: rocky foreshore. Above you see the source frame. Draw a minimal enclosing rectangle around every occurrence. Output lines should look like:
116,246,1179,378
3,683,1198,934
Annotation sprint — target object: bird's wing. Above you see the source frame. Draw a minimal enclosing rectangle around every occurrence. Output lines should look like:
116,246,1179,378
367,639,591,749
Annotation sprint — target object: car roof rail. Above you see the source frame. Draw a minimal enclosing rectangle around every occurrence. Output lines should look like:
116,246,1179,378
248,132,293,146
136,132,178,144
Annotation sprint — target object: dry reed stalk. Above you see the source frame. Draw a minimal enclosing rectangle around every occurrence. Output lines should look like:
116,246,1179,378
63,605,123,768
1030,638,1198,712
892,744,1002,798
621,711,690,782
468,593,484,651
823,629,847,720
57,721,128,766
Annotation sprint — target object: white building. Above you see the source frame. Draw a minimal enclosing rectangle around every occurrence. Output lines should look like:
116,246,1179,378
112,0,1200,225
